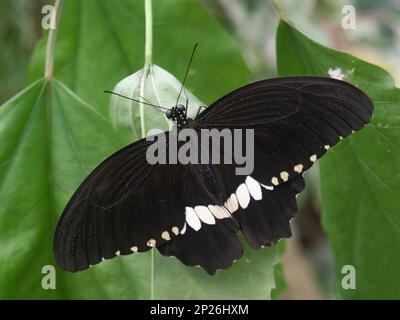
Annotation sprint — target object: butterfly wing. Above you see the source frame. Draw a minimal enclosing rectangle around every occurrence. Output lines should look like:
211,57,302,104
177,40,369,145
158,174,305,275
53,133,190,272
196,76,373,187
55,76,374,275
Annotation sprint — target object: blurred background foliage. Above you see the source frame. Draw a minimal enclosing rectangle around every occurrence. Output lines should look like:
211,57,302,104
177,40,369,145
3,0,399,104
0,0,399,299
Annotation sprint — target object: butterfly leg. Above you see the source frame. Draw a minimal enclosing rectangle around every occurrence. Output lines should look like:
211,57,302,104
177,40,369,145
195,105,207,118
184,95,189,119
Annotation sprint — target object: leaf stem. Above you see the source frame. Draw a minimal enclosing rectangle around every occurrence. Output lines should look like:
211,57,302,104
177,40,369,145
144,0,153,67
44,0,63,80
270,0,288,22
139,0,153,138
141,0,154,300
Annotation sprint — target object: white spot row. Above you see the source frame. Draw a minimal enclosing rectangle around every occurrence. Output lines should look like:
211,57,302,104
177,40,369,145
101,153,327,261
185,176,269,232
142,226,181,248
271,163,306,186
186,153,326,233
101,225,183,260
269,152,325,187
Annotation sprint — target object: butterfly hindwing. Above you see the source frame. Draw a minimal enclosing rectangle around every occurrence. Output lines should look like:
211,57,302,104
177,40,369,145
158,171,305,275
234,176,305,249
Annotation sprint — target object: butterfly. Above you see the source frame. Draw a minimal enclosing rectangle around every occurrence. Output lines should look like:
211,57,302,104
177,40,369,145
53,75,373,275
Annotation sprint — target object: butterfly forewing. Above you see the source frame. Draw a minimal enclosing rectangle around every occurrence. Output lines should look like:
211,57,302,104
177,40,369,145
196,77,372,187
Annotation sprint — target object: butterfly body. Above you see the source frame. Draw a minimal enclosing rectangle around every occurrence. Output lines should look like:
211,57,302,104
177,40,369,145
54,76,373,275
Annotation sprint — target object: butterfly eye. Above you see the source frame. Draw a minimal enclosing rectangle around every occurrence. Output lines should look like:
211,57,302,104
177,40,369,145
166,109,173,119
176,104,185,112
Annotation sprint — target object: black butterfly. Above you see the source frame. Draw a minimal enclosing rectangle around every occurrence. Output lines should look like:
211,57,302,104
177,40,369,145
53,76,373,275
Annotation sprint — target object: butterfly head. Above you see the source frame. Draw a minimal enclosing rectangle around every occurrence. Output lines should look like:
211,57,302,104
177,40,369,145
166,104,187,127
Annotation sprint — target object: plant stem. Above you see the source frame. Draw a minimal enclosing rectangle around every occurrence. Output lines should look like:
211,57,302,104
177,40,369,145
141,0,154,300
44,0,63,80
144,0,153,67
139,0,153,138
270,0,288,22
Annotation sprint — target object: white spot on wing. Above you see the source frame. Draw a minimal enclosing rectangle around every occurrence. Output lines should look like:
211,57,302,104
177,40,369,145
294,164,303,173
147,239,156,247
219,206,231,218
271,177,279,186
180,223,187,235
115,250,120,256
185,206,201,231
208,205,230,219
194,206,216,225
225,193,239,213
261,183,274,190
310,154,317,162
161,231,171,241
236,183,251,209
130,246,138,253
324,145,330,150
171,226,179,235
245,176,262,200
280,171,289,182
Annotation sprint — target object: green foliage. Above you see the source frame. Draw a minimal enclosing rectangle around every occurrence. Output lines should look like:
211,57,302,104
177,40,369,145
0,0,41,103
0,79,126,298
277,20,400,299
28,0,251,116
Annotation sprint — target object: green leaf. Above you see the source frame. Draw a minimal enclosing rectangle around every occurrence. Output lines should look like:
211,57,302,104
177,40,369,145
0,78,281,298
271,241,287,299
0,78,130,298
276,20,400,299
153,239,281,299
28,0,251,116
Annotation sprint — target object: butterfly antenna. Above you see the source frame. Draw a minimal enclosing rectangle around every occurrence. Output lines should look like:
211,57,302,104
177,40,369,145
104,91,169,113
139,94,153,105
175,43,199,107
137,94,167,115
